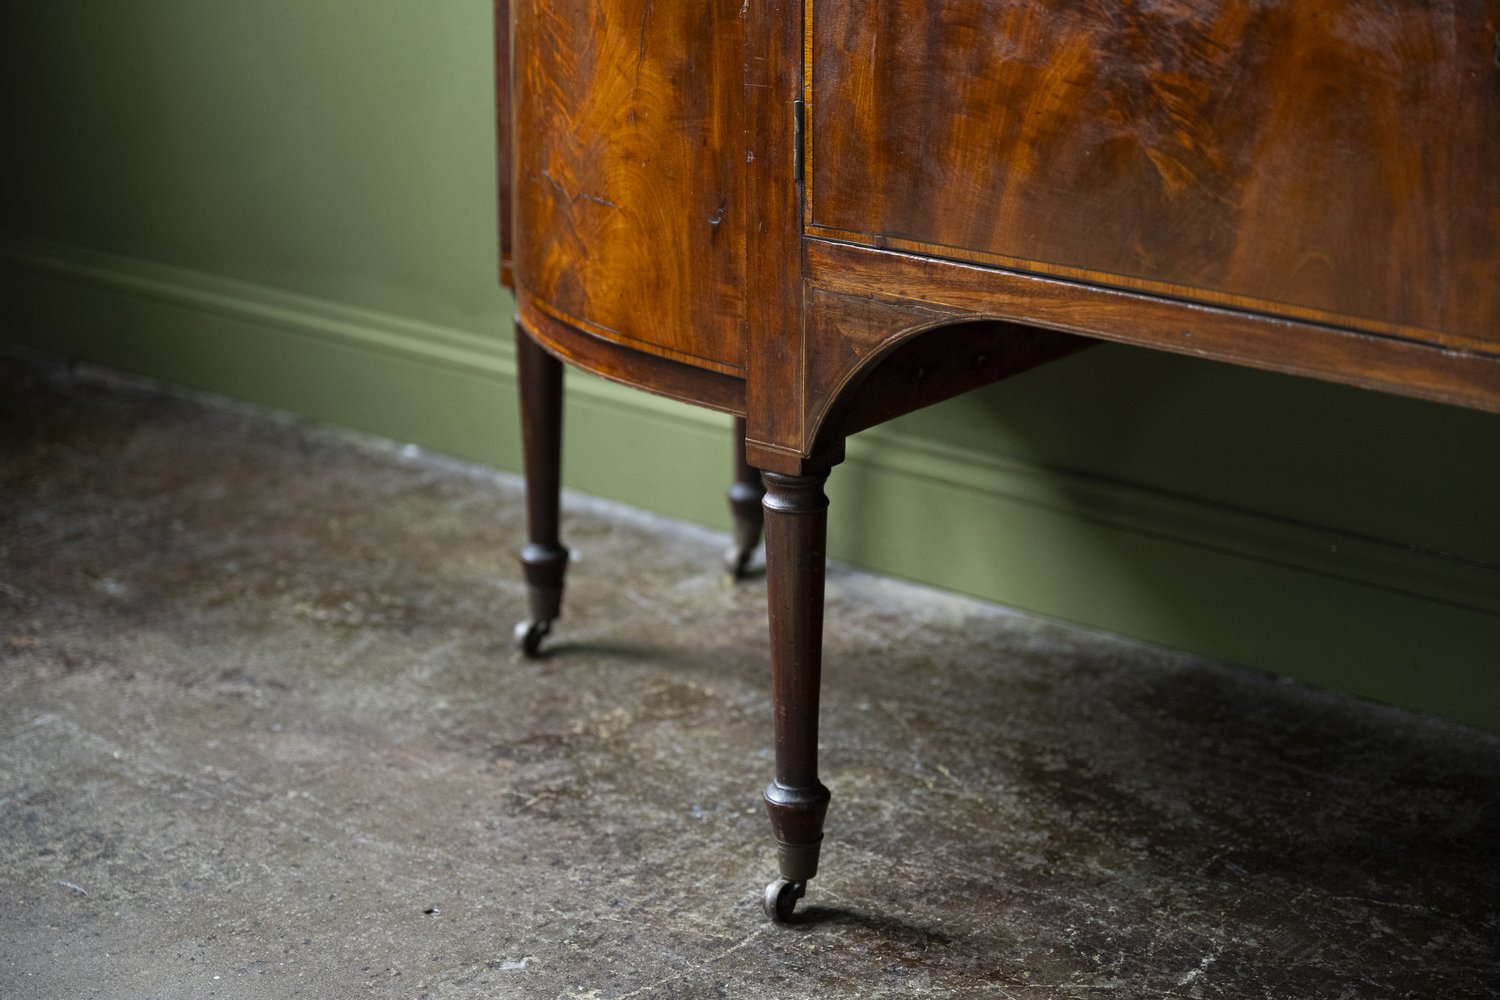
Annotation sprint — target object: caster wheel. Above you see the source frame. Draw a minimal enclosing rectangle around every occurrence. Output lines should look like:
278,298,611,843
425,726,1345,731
514,619,551,657
762,878,805,922
724,545,754,580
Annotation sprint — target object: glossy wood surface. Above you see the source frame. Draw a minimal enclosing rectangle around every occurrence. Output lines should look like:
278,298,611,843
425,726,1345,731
501,0,1500,459
510,0,747,377
808,0,1500,353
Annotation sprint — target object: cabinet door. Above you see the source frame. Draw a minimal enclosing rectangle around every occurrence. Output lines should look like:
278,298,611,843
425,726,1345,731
807,0,1500,355
513,0,746,376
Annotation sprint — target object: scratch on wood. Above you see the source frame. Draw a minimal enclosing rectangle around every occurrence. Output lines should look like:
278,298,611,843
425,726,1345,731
634,0,655,96
538,169,618,210
578,192,619,209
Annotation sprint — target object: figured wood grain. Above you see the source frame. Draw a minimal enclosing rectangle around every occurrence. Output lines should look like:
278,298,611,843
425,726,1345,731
809,0,1500,354
503,0,1500,460
511,0,747,377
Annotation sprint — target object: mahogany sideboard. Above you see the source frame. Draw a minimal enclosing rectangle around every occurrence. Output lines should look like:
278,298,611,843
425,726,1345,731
494,0,1500,920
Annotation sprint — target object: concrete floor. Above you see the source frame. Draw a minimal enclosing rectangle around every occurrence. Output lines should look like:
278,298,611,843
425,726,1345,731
2,350,1498,1000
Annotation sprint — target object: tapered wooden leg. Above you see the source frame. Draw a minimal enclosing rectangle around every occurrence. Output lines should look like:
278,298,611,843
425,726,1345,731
725,417,766,578
514,322,569,657
760,468,833,922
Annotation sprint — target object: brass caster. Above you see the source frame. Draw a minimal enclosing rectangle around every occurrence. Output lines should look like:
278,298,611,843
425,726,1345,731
513,618,552,657
762,878,805,923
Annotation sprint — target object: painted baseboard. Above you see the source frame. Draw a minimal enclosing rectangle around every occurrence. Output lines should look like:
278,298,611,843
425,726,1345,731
3,236,1496,727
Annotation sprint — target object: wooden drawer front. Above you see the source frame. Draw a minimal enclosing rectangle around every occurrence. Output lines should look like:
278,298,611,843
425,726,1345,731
513,0,746,375
807,0,1500,354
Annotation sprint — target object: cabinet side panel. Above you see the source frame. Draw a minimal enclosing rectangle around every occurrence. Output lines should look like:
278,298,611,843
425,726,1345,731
512,0,747,375
494,0,513,287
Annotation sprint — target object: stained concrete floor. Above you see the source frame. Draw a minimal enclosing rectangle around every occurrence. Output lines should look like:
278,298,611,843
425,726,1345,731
2,350,1498,1000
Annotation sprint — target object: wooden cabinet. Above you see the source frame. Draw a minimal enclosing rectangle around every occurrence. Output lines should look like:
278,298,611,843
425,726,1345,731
496,0,1500,920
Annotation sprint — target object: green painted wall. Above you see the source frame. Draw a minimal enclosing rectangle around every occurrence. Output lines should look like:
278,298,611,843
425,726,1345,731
3,1,1497,728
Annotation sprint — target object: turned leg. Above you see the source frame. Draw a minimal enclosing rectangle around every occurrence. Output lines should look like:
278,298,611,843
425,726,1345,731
513,322,569,657
724,417,766,578
760,468,833,922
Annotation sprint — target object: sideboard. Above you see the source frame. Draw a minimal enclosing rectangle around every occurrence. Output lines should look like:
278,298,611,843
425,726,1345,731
494,0,1500,920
